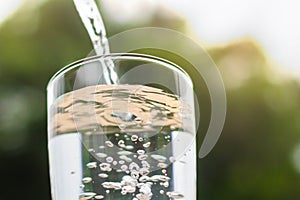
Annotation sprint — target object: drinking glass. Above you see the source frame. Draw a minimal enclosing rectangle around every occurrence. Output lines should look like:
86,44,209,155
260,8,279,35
47,53,197,200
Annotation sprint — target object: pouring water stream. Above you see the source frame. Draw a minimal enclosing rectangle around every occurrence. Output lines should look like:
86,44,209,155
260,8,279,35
73,0,117,84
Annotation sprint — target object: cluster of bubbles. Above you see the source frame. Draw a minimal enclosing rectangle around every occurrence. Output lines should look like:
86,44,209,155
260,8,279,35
79,133,185,200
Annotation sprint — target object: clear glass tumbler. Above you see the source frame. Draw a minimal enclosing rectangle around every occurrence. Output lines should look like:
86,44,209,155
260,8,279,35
47,53,197,200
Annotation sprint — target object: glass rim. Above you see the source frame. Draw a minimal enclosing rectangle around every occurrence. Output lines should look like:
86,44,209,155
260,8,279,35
47,53,192,90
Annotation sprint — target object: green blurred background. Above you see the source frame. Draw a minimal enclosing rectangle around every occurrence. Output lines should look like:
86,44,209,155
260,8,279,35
1,0,300,199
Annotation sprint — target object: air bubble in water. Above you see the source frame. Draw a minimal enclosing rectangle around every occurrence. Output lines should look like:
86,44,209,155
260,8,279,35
138,154,148,161
100,163,112,172
121,165,128,171
121,190,126,195
139,176,150,182
119,160,125,165
151,154,167,162
122,185,136,194
125,145,134,150
86,162,97,169
166,191,185,199
139,168,150,176
118,140,125,148
82,177,92,183
131,135,138,141
121,175,137,186
143,142,151,148
131,170,139,179
140,183,151,194
150,175,170,182
96,153,107,158
141,161,150,169
102,182,122,190
105,141,114,147
120,155,133,163
137,150,145,155
106,157,113,163
94,195,104,199
129,162,140,171
157,163,168,169
79,192,96,200
118,150,132,156
136,192,152,200
98,173,108,178
163,181,169,188
88,148,95,153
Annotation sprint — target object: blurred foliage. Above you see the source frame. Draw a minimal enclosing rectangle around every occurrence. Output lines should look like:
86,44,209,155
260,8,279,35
0,0,300,199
